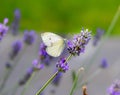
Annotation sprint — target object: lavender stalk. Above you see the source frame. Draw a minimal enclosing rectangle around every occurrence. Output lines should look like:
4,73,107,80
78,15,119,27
36,71,59,95
70,67,84,95
21,72,36,95
35,54,72,95
78,6,120,88
36,28,91,95
20,59,44,95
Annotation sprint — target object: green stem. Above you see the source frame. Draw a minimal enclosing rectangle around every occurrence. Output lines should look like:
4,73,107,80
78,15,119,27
35,54,73,95
65,54,72,64
89,6,120,59
77,58,120,90
103,6,120,40
88,5,120,66
78,5,120,87
70,68,84,95
78,69,101,88
0,68,12,92
21,72,36,95
35,71,59,95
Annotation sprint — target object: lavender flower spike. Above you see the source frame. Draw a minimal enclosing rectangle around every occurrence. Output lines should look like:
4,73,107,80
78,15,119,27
11,9,21,35
9,40,23,60
0,18,9,40
67,28,91,56
108,80,120,95
100,58,108,69
56,57,69,72
23,30,36,45
39,43,52,66
19,67,34,86
19,58,44,86
93,28,104,46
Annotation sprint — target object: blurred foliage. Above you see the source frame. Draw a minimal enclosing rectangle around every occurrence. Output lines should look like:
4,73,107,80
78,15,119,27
0,0,120,35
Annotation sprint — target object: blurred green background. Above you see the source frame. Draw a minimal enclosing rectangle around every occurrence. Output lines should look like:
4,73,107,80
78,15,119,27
0,0,120,35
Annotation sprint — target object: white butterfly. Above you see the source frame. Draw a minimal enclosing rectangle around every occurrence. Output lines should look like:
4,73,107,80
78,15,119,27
41,32,65,57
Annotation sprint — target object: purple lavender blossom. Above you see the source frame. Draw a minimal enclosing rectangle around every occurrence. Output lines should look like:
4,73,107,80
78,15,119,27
100,58,108,69
52,72,62,86
39,43,52,66
9,40,23,60
19,67,34,86
56,57,69,72
108,80,120,95
93,28,104,46
18,60,43,85
32,59,44,71
11,9,21,35
0,18,9,40
23,30,36,45
67,29,91,56
39,43,47,59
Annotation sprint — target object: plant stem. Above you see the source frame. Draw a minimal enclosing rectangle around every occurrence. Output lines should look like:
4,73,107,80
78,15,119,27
70,67,84,95
35,54,73,95
21,72,36,95
65,54,72,64
36,71,59,95
0,68,12,92
78,69,101,88
103,6,120,40
78,6,120,88
83,5,120,68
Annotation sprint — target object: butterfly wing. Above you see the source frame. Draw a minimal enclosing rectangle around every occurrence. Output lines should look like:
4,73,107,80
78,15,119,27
41,32,65,57
46,39,65,57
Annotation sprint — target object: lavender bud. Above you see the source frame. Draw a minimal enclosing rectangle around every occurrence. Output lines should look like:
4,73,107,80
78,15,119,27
93,28,104,46
32,59,44,71
100,58,108,69
0,18,9,40
11,9,21,35
23,30,36,45
67,29,91,56
19,67,34,86
39,43,52,66
56,57,69,73
14,9,21,20
108,80,120,95
9,40,23,60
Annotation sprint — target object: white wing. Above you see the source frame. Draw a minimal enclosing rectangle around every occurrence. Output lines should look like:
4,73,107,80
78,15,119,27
41,32,65,57
46,40,65,57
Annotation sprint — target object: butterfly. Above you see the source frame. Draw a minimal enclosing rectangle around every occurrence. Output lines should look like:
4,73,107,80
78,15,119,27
41,32,65,57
